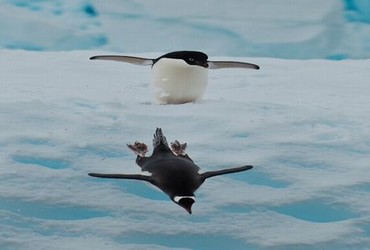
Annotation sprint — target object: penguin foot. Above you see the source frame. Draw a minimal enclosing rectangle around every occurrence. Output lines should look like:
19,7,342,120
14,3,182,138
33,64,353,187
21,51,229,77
127,142,148,157
171,140,187,156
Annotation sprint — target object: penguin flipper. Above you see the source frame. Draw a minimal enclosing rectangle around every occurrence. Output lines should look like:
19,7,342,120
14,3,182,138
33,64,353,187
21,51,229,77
200,165,253,180
208,61,260,70
90,55,153,66
88,173,152,182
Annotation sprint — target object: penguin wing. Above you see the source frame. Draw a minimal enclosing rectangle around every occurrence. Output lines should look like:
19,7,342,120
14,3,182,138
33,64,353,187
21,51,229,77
208,61,260,70
200,165,253,180
88,173,153,183
90,55,153,66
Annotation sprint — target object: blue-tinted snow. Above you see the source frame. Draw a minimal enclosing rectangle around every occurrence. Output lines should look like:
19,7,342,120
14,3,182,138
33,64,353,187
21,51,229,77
1,0,370,59
1,1,370,249
1,50,369,249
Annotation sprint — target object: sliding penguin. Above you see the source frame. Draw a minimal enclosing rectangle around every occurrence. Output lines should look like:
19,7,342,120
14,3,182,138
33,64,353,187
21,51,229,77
90,51,260,104
88,128,253,214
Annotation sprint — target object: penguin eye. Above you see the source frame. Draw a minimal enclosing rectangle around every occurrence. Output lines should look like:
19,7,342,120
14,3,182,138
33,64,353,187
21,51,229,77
188,58,194,62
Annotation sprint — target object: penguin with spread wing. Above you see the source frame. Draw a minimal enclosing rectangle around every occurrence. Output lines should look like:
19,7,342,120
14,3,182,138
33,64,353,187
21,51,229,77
88,128,253,214
90,51,260,104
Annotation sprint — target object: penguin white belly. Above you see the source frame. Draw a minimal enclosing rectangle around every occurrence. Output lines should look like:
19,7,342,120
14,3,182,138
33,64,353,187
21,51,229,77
152,58,208,104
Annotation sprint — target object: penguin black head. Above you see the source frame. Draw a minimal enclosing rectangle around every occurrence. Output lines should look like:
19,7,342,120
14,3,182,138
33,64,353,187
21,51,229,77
155,51,209,68
173,196,196,214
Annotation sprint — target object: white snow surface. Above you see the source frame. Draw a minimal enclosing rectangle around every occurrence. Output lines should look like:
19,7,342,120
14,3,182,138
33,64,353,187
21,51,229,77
1,50,370,249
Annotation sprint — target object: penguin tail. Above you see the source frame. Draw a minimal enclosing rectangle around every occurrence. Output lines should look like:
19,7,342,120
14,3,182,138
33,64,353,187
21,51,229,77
153,128,169,148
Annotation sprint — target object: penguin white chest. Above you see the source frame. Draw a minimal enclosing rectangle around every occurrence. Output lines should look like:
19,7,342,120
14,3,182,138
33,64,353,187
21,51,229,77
152,59,208,104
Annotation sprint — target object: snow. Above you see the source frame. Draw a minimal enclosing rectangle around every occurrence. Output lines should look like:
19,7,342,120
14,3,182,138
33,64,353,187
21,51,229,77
1,0,370,59
1,49,370,249
2,0,370,249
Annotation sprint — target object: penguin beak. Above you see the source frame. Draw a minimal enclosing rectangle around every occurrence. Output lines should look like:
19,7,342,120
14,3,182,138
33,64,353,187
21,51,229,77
196,61,209,68
180,198,194,214
185,206,192,214
174,196,195,214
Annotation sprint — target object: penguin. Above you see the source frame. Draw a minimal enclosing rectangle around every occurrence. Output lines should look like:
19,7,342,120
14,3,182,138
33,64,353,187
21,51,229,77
90,51,260,104
88,128,253,214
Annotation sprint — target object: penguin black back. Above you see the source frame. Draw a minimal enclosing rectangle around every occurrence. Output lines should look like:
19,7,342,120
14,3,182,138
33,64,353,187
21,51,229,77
140,129,202,202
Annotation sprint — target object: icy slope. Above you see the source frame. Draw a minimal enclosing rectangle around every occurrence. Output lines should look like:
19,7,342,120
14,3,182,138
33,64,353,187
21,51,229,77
0,50,370,249
1,0,370,59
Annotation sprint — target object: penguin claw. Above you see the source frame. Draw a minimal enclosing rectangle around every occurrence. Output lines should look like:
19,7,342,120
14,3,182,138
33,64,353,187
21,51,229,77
127,142,148,157
171,140,187,156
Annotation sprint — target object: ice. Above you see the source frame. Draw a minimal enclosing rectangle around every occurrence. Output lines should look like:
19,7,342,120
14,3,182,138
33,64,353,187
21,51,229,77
346,0,370,22
1,0,370,249
1,50,370,249
1,0,370,58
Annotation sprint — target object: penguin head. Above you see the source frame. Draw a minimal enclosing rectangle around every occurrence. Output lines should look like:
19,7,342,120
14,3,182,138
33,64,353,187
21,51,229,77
172,195,196,214
154,51,209,68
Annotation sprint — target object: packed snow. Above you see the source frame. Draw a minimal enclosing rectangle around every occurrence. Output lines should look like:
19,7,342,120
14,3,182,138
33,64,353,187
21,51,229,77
1,0,370,249
1,50,370,249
